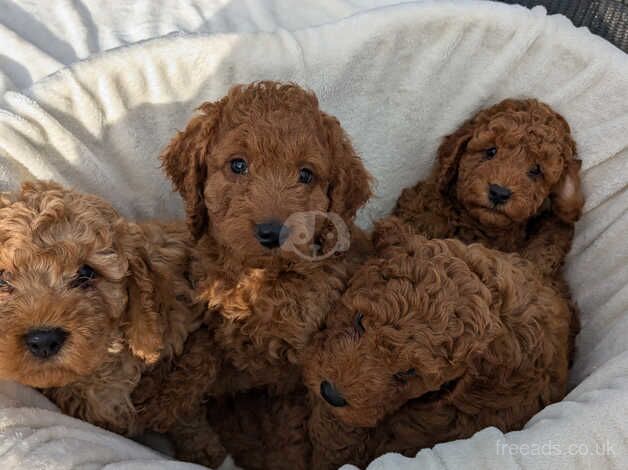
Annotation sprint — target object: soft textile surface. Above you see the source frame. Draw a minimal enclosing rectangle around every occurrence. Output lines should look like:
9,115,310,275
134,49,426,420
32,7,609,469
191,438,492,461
0,0,411,97
0,1,627,469
0,380,208,469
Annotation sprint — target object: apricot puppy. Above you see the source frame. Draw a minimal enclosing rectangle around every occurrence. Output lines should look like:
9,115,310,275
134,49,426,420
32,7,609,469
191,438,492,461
0,181,223,465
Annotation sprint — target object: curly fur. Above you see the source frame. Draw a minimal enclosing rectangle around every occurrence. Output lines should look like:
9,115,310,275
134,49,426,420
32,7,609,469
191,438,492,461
207,387,312,470
0,181,223,464
302,217,572,469
394,98,584,275
155,81,372,467
160,81,372,384
394,98,583,363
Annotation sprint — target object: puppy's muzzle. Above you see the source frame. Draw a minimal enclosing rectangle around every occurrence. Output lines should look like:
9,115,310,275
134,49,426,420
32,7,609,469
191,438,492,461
24,327,68,359
320,380,347,407
254,220,286,249
488,184,512,205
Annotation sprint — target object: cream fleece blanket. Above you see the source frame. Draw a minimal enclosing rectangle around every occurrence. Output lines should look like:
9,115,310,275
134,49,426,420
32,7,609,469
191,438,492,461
0,1,627,469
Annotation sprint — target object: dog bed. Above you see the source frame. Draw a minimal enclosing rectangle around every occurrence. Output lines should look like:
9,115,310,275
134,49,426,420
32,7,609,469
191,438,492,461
0,1,627,469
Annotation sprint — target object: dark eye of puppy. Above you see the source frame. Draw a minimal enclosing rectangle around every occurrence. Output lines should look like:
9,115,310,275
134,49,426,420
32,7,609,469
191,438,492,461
298,168,314,184
393,368,417,384
528,164,543,179
483,147,497,160
70,265,97,289
353,312,366,336
0,271,13,293
230,158,248,175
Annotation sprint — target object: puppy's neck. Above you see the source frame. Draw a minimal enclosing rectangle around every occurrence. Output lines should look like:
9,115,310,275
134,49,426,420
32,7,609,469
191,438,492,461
448,197,528,249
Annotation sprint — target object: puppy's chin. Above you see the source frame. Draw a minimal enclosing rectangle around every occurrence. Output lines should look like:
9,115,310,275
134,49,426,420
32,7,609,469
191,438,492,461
332,406,382,428
0,341,105,389
468,207,514,228
4,365,83,389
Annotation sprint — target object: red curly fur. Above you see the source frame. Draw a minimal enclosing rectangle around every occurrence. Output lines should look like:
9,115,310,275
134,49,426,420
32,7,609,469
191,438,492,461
394,98,583,362
301,217,571,469
0,181,226,466
151,81,372,467
395,98,584,273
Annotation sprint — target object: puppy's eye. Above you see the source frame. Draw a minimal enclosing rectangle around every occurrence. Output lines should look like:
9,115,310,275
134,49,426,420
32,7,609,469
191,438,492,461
71,265,97,289
393,368,416,384
483,147,497,160
298,168,314,184
0,271,13,293
353,312,365,336
230,158,248,175
528,164,543,179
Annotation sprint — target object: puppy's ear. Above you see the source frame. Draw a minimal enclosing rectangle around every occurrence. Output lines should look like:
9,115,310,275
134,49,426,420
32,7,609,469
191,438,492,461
321,112,373,222
160,100,226,239
434,122,474,194
551,159,584,223
118,224,164,364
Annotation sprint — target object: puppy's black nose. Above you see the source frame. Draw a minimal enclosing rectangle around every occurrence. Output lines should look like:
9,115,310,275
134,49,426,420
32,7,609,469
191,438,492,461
488,184,512,205
320,380,347,407
24,328,68,359
255,220,284,249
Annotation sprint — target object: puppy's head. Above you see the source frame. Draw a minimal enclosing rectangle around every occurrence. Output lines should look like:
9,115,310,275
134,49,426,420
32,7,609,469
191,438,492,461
435,99,584,228
304,218,498,427
161,81,372,266
0,181,163,388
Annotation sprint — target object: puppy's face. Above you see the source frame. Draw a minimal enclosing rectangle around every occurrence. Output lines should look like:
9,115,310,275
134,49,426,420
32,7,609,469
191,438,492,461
204,112,334,265
436,99,582,228
161,82,372,267
304,231,494,428
0,183,131,388
455,116,565,227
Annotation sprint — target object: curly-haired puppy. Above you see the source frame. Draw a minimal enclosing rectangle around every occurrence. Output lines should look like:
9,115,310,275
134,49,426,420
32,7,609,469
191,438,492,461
158,81,371,400
303,217,571,470
395,98,583,362
0,181,223,466
395,98,584,276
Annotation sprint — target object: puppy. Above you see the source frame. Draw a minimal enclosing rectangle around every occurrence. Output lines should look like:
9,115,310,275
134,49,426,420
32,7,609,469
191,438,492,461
303,218,571,469
158,81,372,398
395,98,584,277
0,181,223,465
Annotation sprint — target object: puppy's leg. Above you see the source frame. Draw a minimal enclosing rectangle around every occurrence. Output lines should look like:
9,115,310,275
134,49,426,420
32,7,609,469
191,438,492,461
521,215,580,365
521,214,575,278
169,406,227,468
135,327,218,431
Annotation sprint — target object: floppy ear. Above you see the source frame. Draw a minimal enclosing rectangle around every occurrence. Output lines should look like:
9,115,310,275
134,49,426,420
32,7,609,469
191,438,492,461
118,224,164,364
434,121,474,194
160,100,225,239
551,158,584,223
321,112,373,223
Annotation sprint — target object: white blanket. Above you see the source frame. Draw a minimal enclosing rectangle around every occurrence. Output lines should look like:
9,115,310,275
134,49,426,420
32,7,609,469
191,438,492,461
0,1,627,469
